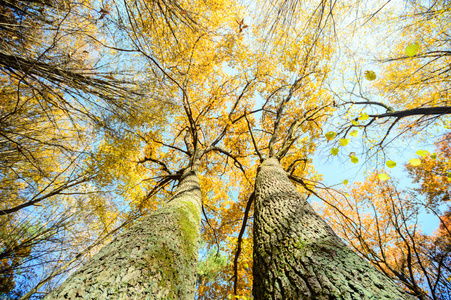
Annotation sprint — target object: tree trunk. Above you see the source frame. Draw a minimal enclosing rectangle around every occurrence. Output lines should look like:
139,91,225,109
253,157,414,300
44,167,202,300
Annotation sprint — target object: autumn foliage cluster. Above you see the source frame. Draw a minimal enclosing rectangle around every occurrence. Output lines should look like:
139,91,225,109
0,0,450,299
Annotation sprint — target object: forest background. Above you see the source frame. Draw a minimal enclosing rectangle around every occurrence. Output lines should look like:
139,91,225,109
0,0,450,299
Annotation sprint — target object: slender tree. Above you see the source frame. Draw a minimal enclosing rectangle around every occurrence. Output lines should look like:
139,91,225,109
317,172,451,300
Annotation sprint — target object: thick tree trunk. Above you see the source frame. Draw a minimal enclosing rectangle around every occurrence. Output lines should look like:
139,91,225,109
44,167,202,300
253,157,414,300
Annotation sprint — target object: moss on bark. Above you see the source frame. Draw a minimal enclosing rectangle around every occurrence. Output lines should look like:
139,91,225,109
44,168,202,300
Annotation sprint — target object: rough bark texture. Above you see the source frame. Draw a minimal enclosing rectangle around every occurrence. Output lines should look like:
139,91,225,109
44,168,202,300
253,157,414,300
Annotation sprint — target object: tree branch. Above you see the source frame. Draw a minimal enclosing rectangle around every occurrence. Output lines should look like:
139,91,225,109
0,176,92,216
244,111,263,162
369,106,451,119
233,191,254,297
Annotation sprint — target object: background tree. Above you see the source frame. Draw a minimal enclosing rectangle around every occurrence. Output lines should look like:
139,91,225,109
0,0,176,297
315,169,451,299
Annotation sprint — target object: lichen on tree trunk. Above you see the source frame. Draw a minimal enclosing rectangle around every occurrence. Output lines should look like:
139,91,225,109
253,157,414,300
44,167,202,300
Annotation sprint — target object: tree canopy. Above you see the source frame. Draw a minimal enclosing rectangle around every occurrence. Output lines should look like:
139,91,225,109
0,0,450,299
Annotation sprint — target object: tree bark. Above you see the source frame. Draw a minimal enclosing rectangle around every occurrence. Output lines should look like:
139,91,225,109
44,166,202,300
253,157,414,300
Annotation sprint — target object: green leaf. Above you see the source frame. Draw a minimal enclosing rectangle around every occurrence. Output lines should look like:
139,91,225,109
325,131,336,141
431,153,437,160
343,179,348,185
405,43,419,57
349,130,358,137
350,156,359,164
364,70,376,81
358,112,369,121
339,138,350,146
409,158,421,166
378,173,390,181
416,150,429,157
386,160,397,168
331,148,339,155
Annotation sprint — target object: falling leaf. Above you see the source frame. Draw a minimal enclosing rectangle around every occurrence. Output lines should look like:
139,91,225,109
405,42,419,57
325,131,336,141
386,160,397,168
99,7,110,20
237,18,248,33
331,148,339,155
339,138,350,146
364,71,376,81
378,173,390,181
343,179,348,185
409,158,421,166
350,155,359,163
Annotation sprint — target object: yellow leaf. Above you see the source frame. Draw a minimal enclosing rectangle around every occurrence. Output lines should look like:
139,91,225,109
364,70,376,81
386,160,396,168
409,158,421,166
415,150,429,157
339,138,350,146
378,173,390,181
325,131,336,141
405,43,419,57
358,113,369,121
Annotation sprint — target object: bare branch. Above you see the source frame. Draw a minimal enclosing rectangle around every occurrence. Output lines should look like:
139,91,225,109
233,191,254,297
244,111,263,162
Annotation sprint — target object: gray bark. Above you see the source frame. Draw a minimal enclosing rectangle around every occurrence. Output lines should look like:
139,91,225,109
44,167,202,300
253,157,414,300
